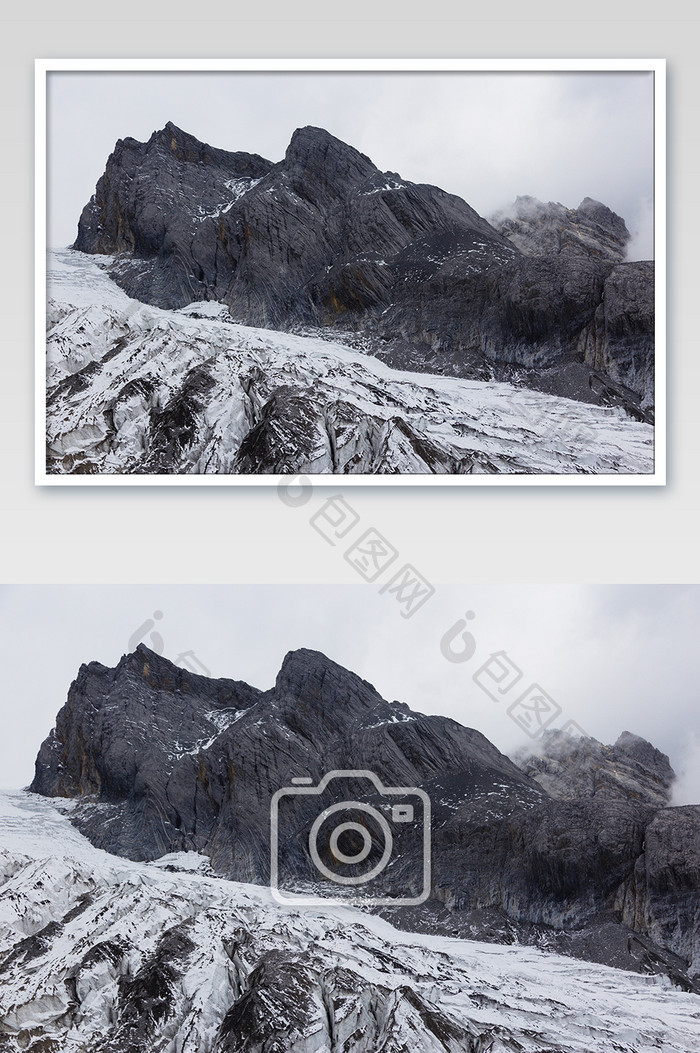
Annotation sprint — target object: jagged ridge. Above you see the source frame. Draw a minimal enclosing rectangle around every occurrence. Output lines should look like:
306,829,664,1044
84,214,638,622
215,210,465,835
490,195,631,261
515,728,676,805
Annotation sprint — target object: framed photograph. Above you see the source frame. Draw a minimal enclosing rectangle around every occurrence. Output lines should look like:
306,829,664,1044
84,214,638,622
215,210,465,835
36,59,665,485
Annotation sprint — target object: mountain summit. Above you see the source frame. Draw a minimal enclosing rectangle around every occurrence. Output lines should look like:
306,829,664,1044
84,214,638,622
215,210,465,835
283,125,377,189
490,194,631,260
31,646,699,991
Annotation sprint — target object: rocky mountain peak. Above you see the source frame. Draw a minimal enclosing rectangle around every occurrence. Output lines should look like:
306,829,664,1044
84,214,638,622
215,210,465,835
614,729,674,769
111,643,208,694
274,647,381,704
281,125,379,203
145,121,232,164
148,121,197,157
130,640,170,666
513,194,539,210
153,119,189,141
490,194,631,261
68,124,654,423
514,727,675,805
284,125,376,178
577,195,629,234
28,648,700,990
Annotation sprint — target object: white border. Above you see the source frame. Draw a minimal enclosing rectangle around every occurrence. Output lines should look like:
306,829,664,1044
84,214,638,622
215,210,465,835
35,58,666,487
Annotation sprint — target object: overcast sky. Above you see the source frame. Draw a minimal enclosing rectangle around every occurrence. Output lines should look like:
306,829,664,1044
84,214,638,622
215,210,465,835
47,70,655,258
1,585,696,801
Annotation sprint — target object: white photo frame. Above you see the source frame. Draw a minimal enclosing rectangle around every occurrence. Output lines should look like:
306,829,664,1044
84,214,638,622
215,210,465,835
35,58,666,486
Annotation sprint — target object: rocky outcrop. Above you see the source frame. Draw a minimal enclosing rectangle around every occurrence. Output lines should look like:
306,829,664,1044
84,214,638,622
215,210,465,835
73,124,655,414
31,647,699,988
514,728,675,806
490,195,630,261
74,121,274,309
31,646,542,880
616,805,700,981
76,122,514,326
576,261,655,412
485,197,653,411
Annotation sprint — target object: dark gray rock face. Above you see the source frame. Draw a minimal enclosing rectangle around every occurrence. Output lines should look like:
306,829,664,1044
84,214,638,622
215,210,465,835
74,122,274,310
73,124,654,414
32,646,540,884
76,123,514,327
369,254,653,417
490,195,630,261
577,261,655,411
616,805,700,984
377,254,611,369
485,197,653,412
31,647,699,989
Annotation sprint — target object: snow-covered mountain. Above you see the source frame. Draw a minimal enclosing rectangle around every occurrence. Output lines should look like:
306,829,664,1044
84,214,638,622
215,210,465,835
71,123,655,416
29,646,700,994
45,250,654,476
2,789,699,1053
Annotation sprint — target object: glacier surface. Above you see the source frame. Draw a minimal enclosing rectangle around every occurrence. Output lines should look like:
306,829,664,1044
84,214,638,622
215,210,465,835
45,250,654,477
1,790,698,1052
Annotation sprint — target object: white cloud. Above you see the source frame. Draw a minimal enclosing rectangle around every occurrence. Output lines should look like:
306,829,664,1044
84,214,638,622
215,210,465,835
626,197,655,261
672,732,700,806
